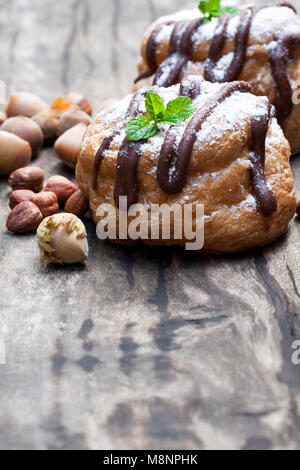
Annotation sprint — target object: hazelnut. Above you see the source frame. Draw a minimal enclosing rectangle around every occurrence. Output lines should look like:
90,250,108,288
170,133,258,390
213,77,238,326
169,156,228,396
9,189,35,209
30,191,59,218
6,92,47,118
2,116,44,156
65,190,89,217
44,175,77,204
57,109,91,136
32,97,72,139
6,201,43,233
54,123,87,169
33,94,92,139
33,109,61,140
37,213,89,265
65,93,92,115
9,166,44,192
0,131,32,176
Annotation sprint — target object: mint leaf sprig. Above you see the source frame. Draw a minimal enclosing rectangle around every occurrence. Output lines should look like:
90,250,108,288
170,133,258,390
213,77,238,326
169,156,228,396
126,92,195,142
199,0,241,23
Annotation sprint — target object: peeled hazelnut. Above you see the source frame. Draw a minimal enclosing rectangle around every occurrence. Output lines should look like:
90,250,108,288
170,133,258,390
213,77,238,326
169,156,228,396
9,166,44,192
54,123,87,169
30,191,59,218
57,109,91,136
6,92,47,118
44,175,77,204
65,190,89,217
9,189,35,209
0,131,32,176
6,201,43,233
2,116,44,156
37,213,89,265
65,93,92,115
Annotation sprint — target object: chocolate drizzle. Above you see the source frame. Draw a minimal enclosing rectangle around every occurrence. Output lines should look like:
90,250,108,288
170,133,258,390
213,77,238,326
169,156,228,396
135,2,299,122
180,76,202,99
114,138,143,207
157,82,251,193
153,18,203,87
93,77,277,217
134,22,174,83
249,101,277,216
270,34,300,121
204,9,254,83
93,91,146,191
93,131,118,189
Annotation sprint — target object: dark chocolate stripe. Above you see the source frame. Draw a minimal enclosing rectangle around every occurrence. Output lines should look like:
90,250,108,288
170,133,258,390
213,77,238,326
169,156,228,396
249,101,277,216
134,21,174,83
153,54,189,88
114,78,203,208
153,18,203,87
204,9,253,83
95,79,277,217
114,138,143,208
203,13,230,82
270,34,300,122
169,20,188,54
179,17,203,56
180,76,203,99
92,91,146,190
93,131,118,189
157,82,253,193
137,3,298,122
146,23,166,73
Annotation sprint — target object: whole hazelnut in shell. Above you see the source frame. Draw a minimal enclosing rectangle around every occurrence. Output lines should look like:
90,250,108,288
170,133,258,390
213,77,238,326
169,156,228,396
54,123,87,169
2,116,44,156
6,92,47,118
0,131,32,176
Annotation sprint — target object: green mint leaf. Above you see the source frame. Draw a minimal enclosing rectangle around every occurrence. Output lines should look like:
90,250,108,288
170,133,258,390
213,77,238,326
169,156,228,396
126,116,158,141
198,0,211,15
219,6,241,16
145,92,166,121
210,0,221,10
125,95,195,141
198,0,240,22
164,96,195,124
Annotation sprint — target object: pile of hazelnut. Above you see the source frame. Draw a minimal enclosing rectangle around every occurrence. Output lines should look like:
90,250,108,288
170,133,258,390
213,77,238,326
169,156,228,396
0,91,92,265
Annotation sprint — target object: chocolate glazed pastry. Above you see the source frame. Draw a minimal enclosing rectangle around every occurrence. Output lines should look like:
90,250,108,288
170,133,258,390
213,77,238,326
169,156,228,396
76,76,296,253
134,3,300,153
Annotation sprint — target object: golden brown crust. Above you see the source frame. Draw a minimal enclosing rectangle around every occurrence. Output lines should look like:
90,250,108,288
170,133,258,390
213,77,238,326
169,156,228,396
76,82,296,253
134,7,300,154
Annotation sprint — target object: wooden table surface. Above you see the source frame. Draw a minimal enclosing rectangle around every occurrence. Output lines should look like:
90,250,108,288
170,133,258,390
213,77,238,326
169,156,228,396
0,0,300,450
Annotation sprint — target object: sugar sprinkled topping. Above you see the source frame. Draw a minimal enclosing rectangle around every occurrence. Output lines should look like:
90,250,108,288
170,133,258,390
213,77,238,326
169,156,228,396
88,75,286,217
91,76,283,169
148,4,300,47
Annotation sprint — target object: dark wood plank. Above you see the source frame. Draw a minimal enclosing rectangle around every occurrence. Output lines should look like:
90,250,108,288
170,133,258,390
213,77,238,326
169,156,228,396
0,0,300,450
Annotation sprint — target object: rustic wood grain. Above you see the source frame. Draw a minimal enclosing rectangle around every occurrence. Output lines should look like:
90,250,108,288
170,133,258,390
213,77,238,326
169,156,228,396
0,0,300,450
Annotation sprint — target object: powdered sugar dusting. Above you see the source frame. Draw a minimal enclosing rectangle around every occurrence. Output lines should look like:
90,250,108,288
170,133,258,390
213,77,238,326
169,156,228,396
250,5,300,42
147,4,300,50
210,52,234,82
91,76,285,167
88,75,287,217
